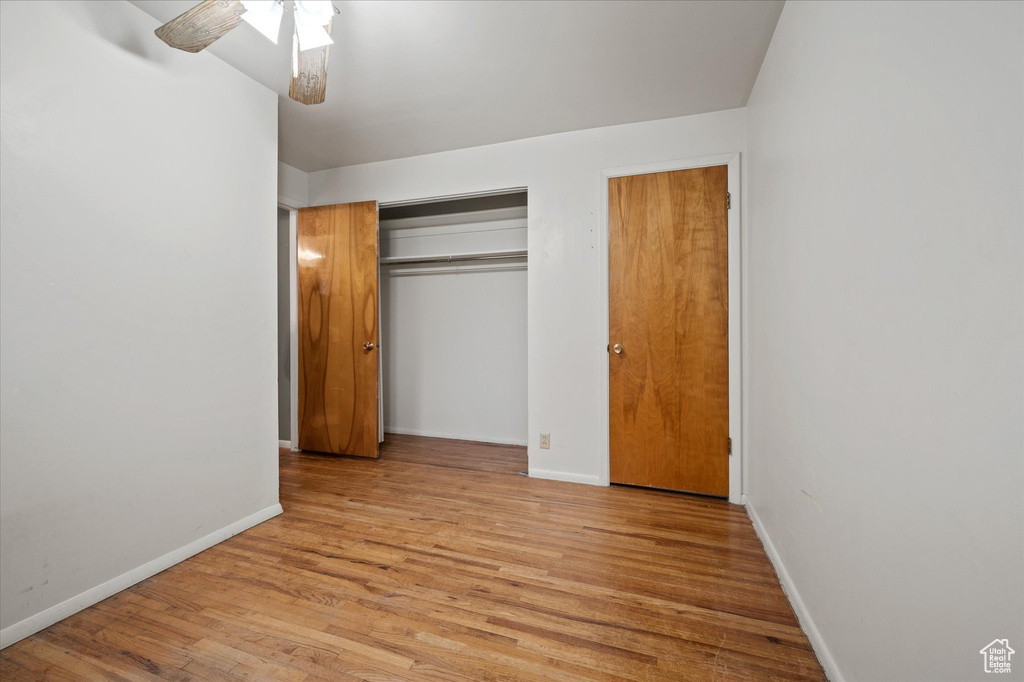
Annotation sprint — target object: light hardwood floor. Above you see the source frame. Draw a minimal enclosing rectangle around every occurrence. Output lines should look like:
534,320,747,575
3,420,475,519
0,434,825,681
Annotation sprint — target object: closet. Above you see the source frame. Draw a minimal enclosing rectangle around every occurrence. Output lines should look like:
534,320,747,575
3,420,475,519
379,191,528,446
296,190,528,458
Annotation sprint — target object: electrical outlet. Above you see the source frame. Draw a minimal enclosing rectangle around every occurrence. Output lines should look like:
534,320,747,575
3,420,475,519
539,433,550,449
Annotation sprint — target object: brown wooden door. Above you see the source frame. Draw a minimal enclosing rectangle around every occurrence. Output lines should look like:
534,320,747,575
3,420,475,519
297,201,380,458
608,166,729,496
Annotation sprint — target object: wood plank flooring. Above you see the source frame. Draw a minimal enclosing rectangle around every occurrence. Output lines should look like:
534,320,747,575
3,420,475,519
380,433,527,475
0,435,824,681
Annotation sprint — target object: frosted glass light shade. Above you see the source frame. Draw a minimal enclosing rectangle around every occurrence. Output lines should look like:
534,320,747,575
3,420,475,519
240,0,284,44
295,20,332,51
294,0,334,25
294,0,334,51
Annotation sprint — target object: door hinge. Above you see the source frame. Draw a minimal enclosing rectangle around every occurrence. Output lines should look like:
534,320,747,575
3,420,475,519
726,192,732,210
728,437,733,456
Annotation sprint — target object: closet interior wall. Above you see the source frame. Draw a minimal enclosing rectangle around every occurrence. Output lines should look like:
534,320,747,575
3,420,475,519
379,192,528,446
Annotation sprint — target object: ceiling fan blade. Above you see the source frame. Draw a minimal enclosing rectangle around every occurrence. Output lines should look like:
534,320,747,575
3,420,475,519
289,21,332,105
154,0,246,53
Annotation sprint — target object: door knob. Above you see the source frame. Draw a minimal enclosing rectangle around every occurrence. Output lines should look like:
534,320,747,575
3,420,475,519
612,343,623,354
363,342,375,351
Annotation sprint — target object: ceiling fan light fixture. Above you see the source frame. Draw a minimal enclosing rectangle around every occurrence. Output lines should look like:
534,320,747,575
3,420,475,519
240,0,284,44
155,0,337,104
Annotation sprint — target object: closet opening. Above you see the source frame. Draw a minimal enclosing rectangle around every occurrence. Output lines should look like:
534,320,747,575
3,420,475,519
378,189,528,455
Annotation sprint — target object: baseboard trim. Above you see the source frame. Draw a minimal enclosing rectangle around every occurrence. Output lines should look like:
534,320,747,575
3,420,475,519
278,439,292,449
744,496,843,682
528,468,602,486
384,427,527,447
0,502,284,650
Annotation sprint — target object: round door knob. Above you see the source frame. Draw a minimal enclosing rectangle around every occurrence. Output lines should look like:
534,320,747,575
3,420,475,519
612,343,623,354
363,342,375,351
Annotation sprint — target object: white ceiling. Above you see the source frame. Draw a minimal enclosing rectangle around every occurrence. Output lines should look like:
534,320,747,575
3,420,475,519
130,0,783,172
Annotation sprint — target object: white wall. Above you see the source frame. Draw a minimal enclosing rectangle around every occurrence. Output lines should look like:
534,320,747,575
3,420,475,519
745,2,1024,681
0,0,280,645
380,208,528,445
308,109,746,485
278,162,308,208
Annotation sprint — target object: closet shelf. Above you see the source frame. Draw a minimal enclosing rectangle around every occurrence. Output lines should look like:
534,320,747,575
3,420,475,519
379,249,527,266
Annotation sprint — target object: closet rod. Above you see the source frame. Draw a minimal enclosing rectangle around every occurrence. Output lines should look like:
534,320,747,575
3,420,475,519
379,248,527,266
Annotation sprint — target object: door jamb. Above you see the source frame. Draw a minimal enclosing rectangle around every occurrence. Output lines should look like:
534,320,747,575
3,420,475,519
599,153,743,503
288,208,299,452
277,201,300,452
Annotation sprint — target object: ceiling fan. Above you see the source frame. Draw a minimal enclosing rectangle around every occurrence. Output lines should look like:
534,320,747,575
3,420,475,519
154,0,337,105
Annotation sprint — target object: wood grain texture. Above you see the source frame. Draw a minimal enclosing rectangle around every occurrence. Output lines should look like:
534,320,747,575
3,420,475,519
154,0,245,53
298,201,379,458
289,21,332,105
609,166,730,496
0,436,825,681
382,432,527,475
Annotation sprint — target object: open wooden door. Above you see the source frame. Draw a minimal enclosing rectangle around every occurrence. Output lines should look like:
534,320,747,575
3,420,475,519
608,166,729,496
297,201,380,458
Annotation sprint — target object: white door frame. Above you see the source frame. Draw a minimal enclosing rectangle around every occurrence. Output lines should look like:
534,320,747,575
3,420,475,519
288,208,299,452
598,152,743,503
276,202,300,452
